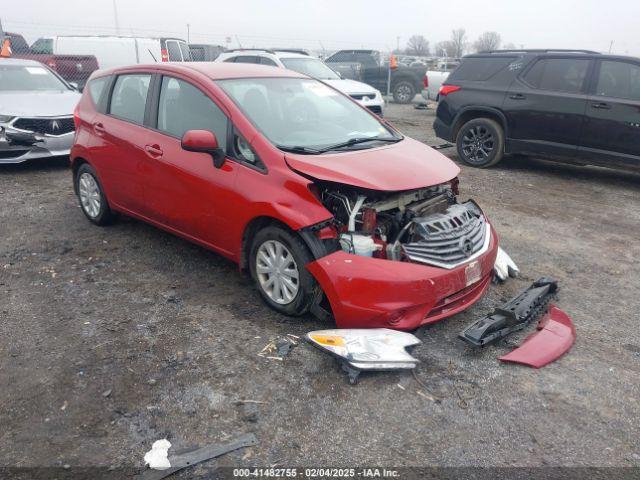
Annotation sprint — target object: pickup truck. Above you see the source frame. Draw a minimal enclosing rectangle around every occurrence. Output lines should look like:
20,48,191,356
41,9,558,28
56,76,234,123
6,33,99,89
325,49,425,103
421,61,459,103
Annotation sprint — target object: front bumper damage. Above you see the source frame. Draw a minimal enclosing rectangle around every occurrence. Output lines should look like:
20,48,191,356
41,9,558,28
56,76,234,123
305,224,498,330
0,124,73,164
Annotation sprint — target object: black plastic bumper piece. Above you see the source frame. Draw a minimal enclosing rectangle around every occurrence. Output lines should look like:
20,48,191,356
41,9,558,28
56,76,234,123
459,277,558,347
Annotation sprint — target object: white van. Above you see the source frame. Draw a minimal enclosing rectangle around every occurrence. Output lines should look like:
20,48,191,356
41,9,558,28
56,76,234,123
30,36,192,70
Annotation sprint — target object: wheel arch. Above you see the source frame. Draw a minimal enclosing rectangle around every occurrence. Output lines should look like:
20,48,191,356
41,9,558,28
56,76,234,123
71,156,89,194
452,107,508,143
240,216,301,271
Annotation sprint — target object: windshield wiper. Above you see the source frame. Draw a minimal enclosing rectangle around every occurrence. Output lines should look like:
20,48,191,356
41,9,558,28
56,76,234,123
315,136,401,153
276,145,322,154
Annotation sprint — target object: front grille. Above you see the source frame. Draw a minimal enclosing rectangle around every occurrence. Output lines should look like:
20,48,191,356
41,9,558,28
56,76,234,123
350,93,376,101
12,117,75,136
402,203,488,268
367,105,383,114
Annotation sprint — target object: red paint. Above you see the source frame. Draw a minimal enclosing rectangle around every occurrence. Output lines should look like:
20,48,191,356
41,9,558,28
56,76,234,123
499,306,576,368
285,137,460,191
72,62,497,328
181,129,219,151
306,225,498,330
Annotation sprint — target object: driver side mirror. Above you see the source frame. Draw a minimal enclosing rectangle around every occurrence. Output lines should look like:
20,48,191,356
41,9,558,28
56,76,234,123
181,130,225,168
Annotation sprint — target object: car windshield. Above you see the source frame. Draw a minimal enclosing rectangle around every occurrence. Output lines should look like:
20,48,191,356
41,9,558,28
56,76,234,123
280,57,339,80
0,64,68,92
217,77,397,152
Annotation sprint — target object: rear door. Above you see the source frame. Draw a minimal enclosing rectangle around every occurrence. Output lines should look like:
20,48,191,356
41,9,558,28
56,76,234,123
92,72,153,214
140,74,238,252
578,59,640,169
503,56,593,157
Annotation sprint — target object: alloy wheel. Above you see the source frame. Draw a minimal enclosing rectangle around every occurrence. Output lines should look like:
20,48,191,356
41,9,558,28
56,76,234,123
256,240,300,305
78,172,101,219
461,126,495,164
395,85,412,102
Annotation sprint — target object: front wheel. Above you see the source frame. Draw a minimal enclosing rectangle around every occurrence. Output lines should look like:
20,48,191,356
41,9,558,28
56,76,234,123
392,80,416,104
249,226,320,316
456,118,505,168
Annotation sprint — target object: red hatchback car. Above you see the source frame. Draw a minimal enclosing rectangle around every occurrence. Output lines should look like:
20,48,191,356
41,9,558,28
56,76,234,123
71,63,498,330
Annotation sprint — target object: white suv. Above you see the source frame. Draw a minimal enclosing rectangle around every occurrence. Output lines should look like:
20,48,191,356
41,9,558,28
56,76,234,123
216,49,385,116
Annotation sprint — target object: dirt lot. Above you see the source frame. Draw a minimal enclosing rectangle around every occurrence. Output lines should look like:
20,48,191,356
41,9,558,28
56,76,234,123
1,102,639,477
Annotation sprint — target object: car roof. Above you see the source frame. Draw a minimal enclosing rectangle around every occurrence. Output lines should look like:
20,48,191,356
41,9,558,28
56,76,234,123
220,49,312,60
0,58,47,67
463,51,640,62
96,62,308,80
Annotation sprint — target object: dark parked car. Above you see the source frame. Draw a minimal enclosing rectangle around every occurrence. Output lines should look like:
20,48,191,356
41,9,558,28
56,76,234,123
325,49,424,103
434,49,640,172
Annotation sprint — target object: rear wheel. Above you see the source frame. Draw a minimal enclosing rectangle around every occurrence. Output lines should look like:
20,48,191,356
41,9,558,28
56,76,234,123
249,226,319,316
75,163,113,225
392,80,416,104
456,118,505,168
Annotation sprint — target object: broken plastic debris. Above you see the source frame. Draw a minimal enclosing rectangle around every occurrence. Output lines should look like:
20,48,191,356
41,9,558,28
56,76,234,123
493,247,520,282
144,439,172,470
306,328,421,384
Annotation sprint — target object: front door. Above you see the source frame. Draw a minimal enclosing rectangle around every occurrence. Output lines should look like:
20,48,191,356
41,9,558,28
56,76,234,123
579,59,640,169
140,75,238,255
503,57,592,157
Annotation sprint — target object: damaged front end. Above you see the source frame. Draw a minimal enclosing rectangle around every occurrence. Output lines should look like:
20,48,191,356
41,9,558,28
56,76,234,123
301,180,499,329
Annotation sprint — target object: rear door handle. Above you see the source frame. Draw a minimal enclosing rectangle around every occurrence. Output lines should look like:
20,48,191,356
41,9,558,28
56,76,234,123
144,144,163,158
591,102,611,110
509,93,526,100
93,122,106,135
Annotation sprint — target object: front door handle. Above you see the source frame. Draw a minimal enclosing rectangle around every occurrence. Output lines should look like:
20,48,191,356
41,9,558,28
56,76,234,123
591,102,611,110
144,144,163,158
93,122,106,135
509,93,526,100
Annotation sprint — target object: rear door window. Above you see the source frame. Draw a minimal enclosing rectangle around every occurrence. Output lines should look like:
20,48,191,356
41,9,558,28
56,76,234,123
523,58,590,93
260,57,278,66
233,56,261,64
448,57,515,81
179,42,191,61
595,60,640,101
157,76,228,149
165,41,183,61
109,74,151,124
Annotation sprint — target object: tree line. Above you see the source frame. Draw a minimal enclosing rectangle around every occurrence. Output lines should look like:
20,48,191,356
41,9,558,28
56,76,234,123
400,29,517,57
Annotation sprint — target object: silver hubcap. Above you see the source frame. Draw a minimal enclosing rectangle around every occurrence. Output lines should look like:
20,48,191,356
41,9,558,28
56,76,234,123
256,240,299,305
78,172,101,218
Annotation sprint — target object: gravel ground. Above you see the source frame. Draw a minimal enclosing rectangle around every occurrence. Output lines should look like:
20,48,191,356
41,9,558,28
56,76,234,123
1,102,639,477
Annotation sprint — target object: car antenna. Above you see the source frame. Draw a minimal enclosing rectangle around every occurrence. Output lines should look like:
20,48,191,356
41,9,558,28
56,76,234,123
148,49,158,62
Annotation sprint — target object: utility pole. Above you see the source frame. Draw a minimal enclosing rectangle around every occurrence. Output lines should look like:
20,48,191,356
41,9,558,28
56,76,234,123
187,24,190,43
396,36,400,53
112,0,121,35
608,40,614,53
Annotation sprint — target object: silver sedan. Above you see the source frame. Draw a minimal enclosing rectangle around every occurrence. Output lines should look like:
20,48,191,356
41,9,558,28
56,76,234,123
0,59,81,164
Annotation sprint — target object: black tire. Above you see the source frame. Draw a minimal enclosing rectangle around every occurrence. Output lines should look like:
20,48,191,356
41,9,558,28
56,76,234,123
75,163,113,225
392,80,416,104
456,118,505,168
249,225,320,317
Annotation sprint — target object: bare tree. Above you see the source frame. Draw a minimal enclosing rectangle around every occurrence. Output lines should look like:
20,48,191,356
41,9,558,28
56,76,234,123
435,40,457,58
450,28,467,57
405,35,430,56
473,31,502,52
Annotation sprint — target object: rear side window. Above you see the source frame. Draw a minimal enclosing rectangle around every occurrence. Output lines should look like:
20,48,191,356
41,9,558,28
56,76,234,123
233,56,260,64
327,51,354,62
157,76,228,149
87,76,110,111
523,58,590,93
166,41,183,61
260,57,278,66
30,38,53,54
109,74,151,124
596,61,640,101
448,57,515,81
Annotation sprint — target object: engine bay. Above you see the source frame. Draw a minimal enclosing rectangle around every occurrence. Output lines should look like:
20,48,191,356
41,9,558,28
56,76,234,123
316,180,490,268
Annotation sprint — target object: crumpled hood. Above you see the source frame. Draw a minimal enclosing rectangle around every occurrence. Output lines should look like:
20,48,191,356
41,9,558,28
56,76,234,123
0,90,81,117
324,79,379,96
285,137,460,191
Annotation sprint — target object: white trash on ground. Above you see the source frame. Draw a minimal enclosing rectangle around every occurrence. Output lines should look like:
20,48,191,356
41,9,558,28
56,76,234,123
494,247,520,282
143,439,172,470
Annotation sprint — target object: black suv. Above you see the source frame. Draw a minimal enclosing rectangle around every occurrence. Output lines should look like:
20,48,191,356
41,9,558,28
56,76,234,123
434,50,640,171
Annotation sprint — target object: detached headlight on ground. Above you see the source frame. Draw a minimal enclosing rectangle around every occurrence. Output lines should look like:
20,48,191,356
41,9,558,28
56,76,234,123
306,328,421,384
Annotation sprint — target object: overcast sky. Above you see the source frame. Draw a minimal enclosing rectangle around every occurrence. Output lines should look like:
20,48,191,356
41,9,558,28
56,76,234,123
2,0,639,55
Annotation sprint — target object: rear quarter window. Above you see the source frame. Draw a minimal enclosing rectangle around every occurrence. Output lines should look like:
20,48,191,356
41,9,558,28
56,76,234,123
448,56,516,81
87,76,111,112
